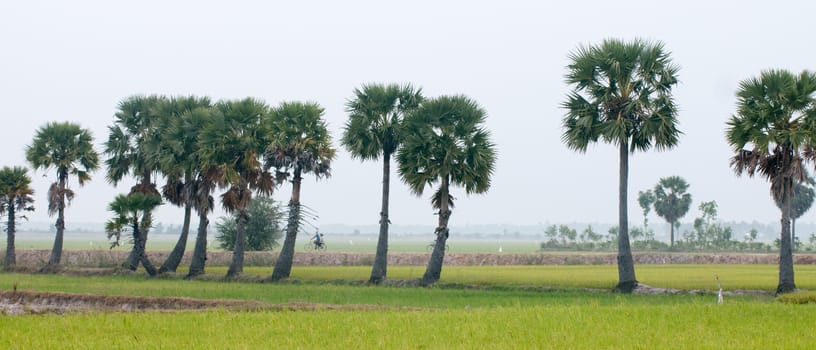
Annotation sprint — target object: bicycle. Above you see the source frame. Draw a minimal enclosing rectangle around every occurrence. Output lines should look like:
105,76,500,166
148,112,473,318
426,241,449,252
304,240,327,251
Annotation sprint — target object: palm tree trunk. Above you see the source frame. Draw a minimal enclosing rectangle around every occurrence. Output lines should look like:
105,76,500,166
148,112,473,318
615,142,637,293
226,206,249,279
126,218,157,276
159,203,192,273
792,218,796,252
369,153,391,284
670,219,675,249
126,210,153,272
187,210,210,278
270,169,302,282
421,178,451,286
48,174,67,266
777,185,796,294
5,205,16,267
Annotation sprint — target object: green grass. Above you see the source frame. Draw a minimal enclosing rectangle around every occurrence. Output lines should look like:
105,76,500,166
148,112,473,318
194,264,816,291
1,304,814,349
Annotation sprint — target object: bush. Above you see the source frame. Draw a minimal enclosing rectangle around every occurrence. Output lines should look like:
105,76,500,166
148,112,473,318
216,196,283,251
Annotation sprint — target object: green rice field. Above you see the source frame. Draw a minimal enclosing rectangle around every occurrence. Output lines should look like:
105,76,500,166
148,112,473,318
1,265,815,349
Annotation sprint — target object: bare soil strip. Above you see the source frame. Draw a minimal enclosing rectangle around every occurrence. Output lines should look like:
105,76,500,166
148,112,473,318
0,290,416,315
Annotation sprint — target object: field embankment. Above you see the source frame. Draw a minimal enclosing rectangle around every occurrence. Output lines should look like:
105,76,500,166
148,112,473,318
4,250,816,267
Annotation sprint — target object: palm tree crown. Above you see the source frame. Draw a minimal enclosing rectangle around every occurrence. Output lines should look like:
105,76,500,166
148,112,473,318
342,83,423,160
398,95,496,198
265,101,336,179
26,121,99,186
562,38,680,152
105,95,166,190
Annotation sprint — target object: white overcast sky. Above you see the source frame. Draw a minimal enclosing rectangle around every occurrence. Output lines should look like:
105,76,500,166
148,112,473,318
2,0,815,229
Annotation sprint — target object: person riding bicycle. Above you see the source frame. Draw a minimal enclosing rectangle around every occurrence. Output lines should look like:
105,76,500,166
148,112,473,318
311,231,324,248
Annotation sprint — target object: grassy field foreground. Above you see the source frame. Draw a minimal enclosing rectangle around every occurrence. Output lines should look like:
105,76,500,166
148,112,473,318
1,304,814,349
1,265,815,349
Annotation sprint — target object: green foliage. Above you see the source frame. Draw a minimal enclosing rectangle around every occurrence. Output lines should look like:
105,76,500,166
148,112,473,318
105,193,163,248
397,95,497,198
215,196,283,251
774,177,815,221
0,166,35,220
265,101,336,180
561,38,681,153
26,121,100,186
681,201,735,250
637,190,655,228
342,83,423,159
541,225,612,250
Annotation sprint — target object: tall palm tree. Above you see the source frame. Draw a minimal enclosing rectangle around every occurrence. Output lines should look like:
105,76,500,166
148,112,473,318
104,95,166,271
198,98,275,279
397,95,496,286
26,121,99,267
149,95,214,274
726,69,816,294
0,166,35,267
105,192,163,275
652,176,692,248
341,83,423,284
268,101,335,282
561,38,680,293
774,177,815,249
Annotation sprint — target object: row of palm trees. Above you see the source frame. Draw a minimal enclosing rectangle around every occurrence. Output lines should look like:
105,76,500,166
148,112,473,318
562,38,816,294
5,36,812,294
4,87,496,286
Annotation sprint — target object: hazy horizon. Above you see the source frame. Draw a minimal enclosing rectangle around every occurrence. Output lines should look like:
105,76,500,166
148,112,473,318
3,1,816,231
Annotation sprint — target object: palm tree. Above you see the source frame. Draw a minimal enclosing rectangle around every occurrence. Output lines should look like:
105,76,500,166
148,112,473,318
397,95,496,286
341,83,423,284
268,101,335,282
652,176,692,248
105,192,163,275
562,38,680,293
26,121,99,267
774,177,815,250
726,69,816,294
104,95,166,271
198,98,275,279
149,95,214,274
0,166,35,267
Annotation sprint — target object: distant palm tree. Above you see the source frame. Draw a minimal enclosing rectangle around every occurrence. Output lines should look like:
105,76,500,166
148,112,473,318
268,101,335,282
26,121,99,267
0,166,35,267
149,95,214,274
397,95,496,286
342,83,423,284
105,192,163,275
104,95,166,272
652,176,692,248
774,177,815,249
562,38,680,293
727,69,816,294
198,98,275,279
